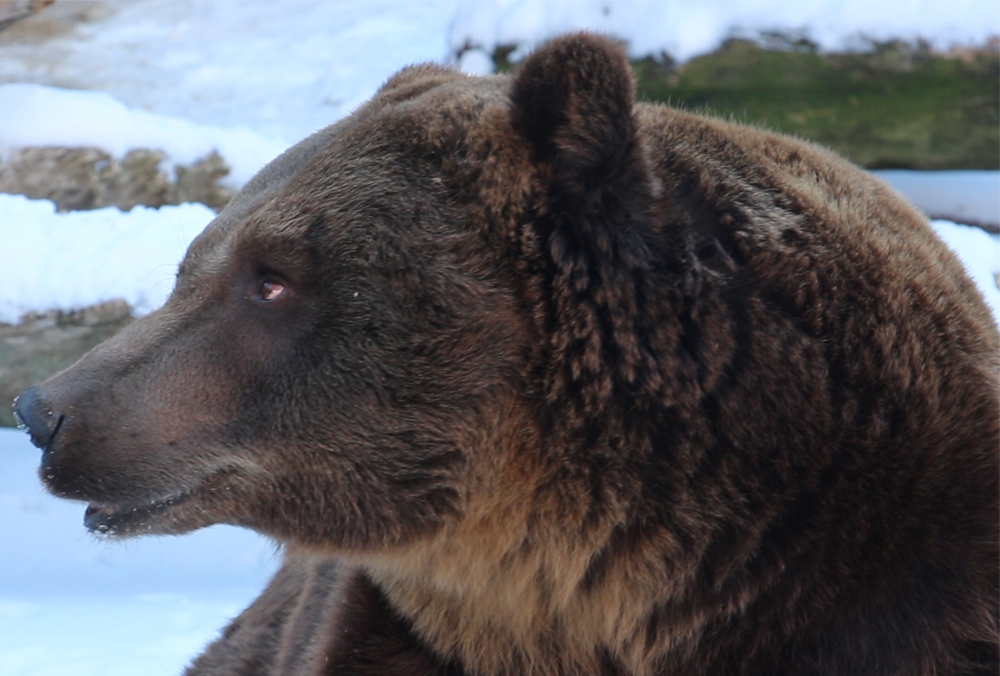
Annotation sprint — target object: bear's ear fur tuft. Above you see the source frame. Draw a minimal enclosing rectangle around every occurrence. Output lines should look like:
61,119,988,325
510,34,666,424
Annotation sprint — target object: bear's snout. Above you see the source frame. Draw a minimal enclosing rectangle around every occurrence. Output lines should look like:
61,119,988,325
12,385,63,453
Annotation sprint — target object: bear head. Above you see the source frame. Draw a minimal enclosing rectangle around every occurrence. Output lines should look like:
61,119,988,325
14,34,681,554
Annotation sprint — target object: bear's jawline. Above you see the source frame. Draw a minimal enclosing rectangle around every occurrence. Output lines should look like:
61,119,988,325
83,489,191,537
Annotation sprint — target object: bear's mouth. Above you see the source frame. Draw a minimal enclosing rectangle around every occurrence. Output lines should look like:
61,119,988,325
80,467,244,538
84,490,193,537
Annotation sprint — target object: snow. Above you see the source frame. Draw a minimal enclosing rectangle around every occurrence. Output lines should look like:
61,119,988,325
0,2,998,674
0,0,463,144
457,48,496,76
931,219,1000,321
1,594,251,676
0,194,212,324
872,170,1000,231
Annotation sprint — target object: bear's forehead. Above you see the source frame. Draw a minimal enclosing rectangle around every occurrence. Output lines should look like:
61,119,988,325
181,73,517,278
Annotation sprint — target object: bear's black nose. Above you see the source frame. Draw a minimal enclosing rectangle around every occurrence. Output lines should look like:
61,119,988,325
12,386,63,451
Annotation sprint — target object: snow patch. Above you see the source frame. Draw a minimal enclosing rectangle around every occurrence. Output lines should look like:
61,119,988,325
0,84,288,189
457,48,495,75
0,194,213,324
874,170,1000,231
931,219,1000,325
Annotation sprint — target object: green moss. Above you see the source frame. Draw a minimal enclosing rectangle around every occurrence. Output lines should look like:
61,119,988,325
631,39,999,170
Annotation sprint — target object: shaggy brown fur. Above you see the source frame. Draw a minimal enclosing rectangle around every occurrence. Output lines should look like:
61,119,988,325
14,34,999,675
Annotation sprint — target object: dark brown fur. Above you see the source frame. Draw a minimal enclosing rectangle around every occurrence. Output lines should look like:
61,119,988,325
15,34,998,675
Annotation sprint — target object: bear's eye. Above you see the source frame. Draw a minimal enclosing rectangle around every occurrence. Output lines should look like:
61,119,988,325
259,280,286,302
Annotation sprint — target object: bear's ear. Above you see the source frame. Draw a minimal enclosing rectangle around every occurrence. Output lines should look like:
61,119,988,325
511,33,652,201
510,34,664,420
510,33,657,267
375,64,467,105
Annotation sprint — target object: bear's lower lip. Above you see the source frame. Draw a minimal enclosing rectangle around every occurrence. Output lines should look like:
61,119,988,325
84,491,190,537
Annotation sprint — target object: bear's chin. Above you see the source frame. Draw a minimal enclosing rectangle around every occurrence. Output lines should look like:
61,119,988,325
80,470,235,538
83,494,188,537
84,491,193,537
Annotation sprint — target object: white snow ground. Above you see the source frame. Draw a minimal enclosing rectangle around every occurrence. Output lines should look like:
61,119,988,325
0,2,998,675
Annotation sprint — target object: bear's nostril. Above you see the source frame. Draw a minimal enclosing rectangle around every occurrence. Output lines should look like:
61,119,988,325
12,386,63,451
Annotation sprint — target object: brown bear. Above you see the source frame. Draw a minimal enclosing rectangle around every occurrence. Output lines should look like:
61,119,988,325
13,33,999,676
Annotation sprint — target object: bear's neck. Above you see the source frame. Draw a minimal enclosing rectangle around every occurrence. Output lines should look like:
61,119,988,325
360,397,715,676
364,498,704,676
